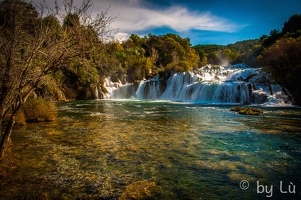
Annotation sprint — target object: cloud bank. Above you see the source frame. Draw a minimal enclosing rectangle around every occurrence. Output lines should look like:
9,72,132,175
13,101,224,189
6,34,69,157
32,0,246,43
93,0,244,40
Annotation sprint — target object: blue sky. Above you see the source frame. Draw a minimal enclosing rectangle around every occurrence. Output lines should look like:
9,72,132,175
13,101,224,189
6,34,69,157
93,0,300,45
39,0,300,45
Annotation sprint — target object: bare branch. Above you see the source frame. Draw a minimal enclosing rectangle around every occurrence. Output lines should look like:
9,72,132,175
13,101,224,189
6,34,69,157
0,0,119,158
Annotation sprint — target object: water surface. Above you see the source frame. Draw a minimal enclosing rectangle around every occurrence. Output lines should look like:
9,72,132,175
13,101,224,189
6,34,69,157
1,100,301,199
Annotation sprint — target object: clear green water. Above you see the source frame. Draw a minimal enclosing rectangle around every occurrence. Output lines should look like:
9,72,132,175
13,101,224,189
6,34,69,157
1,100,301,199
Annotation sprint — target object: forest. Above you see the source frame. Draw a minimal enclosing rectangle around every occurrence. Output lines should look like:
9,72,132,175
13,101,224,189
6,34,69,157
0,0,301,158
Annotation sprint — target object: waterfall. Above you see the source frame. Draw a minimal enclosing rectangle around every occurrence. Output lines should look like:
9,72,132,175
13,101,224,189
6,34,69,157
102,77,138,99
94,85,100,99
101,64,292,105
136,75,164,100
58,89,67,101
135,80,147,99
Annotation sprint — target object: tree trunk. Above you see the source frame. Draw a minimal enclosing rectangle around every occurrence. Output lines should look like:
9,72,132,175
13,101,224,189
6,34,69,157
0,116,15,160
0,1,17,161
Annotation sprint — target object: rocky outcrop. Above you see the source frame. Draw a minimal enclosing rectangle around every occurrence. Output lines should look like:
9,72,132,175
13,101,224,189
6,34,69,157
231,107,263,115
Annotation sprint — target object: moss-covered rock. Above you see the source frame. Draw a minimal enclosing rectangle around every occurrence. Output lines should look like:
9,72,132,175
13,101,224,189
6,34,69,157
238,108,260,115
231,107,263,115
230,107,243,112
119,180,161,200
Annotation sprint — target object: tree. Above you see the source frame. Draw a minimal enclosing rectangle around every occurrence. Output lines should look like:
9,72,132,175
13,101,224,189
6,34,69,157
193,44,225,65
0,0,115,159
258,37,301,104
282,14,301,36
193,48,207,66
261,29,280,47
144,34,199,72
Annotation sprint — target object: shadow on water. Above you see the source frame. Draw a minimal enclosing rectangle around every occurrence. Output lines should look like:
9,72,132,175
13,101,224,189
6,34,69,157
0,100,300,199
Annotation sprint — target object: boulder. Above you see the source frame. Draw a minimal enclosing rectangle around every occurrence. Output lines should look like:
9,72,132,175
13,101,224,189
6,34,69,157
231,107,263,115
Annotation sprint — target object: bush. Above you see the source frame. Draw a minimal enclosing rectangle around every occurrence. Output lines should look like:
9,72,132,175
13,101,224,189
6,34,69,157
22,97,57,122
258,37,301,105
15,110,26,125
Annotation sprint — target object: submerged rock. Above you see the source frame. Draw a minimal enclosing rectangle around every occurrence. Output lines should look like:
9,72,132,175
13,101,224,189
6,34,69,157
119,180,161,200
231,107,263,115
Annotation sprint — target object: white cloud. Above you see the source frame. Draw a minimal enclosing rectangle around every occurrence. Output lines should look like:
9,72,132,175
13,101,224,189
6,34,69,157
33,0,245,40
114,32,130,42
93,0,244,35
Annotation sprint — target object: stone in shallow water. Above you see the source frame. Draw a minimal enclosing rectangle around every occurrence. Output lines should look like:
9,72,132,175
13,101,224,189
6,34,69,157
230,107,263,115
119,180,161,200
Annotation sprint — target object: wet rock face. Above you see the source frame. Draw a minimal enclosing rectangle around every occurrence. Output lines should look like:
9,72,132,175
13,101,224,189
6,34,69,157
231,107,263,115
119,180,161,200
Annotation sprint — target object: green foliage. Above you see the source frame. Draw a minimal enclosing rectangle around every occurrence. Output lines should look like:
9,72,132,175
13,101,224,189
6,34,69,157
257,13,301,105
282,14,301,36
63,13,80,28
193,39,262,66
258,37,301,104
0,0,41,37
262,29,281,47
108,33,200,81
192,13,301,106
54,11,106,100
193,44,239,65
262,14,301,48
0,0,119,159
142,34,199,72
229,39,262,66
2,0,300,105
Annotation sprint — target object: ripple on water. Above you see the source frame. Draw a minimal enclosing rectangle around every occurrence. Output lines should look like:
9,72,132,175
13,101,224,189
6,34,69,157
2,100,300,199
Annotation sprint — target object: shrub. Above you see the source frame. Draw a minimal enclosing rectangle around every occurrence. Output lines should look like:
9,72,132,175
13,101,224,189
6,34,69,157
258,37,301,105
22,97,57,122
15,110,26,125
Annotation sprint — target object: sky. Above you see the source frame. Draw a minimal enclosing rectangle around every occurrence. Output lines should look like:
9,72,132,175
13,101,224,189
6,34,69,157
37,0,301,46
94,0,301,45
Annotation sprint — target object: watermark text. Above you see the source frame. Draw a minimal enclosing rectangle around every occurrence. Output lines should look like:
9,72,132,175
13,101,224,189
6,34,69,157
239,180,296,198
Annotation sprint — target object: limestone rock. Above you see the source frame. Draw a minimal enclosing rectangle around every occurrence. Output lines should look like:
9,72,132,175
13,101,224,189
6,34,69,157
231,107,263,115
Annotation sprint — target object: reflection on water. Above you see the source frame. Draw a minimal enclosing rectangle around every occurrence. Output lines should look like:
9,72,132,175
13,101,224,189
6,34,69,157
1,100,301,199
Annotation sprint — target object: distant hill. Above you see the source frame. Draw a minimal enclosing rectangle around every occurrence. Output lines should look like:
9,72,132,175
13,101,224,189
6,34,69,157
193,39,261,66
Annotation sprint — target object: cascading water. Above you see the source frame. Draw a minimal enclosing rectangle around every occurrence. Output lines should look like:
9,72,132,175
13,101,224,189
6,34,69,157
102,64,292,105
102,77,138,99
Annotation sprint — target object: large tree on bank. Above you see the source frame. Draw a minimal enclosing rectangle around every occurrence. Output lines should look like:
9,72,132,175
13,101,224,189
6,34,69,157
0,0,115,159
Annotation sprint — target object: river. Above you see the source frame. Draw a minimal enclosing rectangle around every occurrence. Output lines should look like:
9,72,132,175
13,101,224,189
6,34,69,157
0,100,300,199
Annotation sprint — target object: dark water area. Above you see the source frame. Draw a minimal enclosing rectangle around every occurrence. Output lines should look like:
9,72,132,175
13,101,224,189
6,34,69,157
1,100,301,199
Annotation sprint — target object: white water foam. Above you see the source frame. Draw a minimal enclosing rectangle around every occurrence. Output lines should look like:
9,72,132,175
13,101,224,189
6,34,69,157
102,65,292,106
